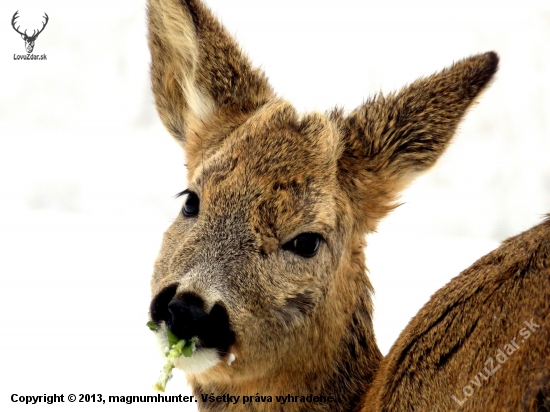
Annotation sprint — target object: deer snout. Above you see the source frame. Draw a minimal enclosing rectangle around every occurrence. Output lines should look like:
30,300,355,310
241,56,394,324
150,286,235,355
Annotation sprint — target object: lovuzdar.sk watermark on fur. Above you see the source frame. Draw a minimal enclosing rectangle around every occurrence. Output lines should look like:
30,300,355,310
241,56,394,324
451,318,542,406
11,11,48,60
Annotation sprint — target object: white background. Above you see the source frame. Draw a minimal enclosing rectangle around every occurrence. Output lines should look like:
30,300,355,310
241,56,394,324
1,0,549,410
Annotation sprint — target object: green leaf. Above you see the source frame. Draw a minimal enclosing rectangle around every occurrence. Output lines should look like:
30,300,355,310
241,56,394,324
166,329,182,348
146,321,159,332
182,341,195,357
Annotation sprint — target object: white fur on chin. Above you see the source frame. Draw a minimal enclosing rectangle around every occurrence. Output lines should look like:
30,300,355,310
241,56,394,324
174,348,221,374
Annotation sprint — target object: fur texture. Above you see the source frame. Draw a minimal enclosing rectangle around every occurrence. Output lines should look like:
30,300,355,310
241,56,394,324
147,1,500,410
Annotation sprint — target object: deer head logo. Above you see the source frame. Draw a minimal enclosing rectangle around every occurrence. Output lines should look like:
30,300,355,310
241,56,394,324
11,11,49,54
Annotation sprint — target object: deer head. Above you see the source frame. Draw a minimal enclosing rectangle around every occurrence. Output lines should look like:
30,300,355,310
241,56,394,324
11,11,49,54
146,0,498,409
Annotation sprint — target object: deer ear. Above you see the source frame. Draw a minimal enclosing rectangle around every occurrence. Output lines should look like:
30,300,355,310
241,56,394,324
335,52,499,228
148,0,274,168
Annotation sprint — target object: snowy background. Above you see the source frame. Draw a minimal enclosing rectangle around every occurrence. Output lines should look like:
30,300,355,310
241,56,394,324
1,0,549,410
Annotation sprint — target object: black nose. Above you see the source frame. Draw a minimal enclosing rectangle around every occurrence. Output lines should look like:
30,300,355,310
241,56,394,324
149,285,236,354
167,294,208,341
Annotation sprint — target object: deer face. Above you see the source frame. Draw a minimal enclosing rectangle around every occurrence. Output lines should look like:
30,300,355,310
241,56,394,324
149,101,350,377
22,35,36,54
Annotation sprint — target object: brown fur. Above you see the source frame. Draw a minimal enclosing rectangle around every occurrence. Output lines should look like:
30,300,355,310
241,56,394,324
359,216,550,412
147,0,500,410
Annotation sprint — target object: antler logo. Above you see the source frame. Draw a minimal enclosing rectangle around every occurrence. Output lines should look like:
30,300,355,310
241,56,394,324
11,11,49,54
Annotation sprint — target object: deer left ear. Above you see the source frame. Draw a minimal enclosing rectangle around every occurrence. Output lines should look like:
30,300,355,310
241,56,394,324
334,52,499,228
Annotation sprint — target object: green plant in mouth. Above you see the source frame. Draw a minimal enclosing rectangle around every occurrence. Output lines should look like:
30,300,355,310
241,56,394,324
147,321,196,392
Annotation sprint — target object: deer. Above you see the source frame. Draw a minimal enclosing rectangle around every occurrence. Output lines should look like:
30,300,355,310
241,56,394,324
145,0,548,411
11,11,49,54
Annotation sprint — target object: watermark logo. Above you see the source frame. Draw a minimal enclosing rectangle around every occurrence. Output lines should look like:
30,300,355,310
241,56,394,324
451,318,541,406
11,10,48,60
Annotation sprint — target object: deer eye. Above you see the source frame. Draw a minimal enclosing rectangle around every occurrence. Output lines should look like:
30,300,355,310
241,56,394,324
283,233,322,258
181,191,200,217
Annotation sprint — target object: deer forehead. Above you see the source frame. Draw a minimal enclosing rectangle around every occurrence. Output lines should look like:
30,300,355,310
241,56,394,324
189,100,341,177
185,101,341,242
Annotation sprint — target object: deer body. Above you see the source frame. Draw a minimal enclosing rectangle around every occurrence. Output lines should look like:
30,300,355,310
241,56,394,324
145,1,515,411
360,216,550,412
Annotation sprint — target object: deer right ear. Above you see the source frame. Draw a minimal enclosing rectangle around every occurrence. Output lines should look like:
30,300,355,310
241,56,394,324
334,52,499,230
148,0,274,169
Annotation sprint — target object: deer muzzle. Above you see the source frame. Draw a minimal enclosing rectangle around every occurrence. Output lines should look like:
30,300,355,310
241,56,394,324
150,285,235,357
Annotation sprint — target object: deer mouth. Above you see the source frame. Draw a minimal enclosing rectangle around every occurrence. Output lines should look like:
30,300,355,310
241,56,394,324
149,285,236,373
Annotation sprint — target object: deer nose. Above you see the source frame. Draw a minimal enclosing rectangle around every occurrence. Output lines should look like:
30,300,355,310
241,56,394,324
149,285,236,353
166,294,208,341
